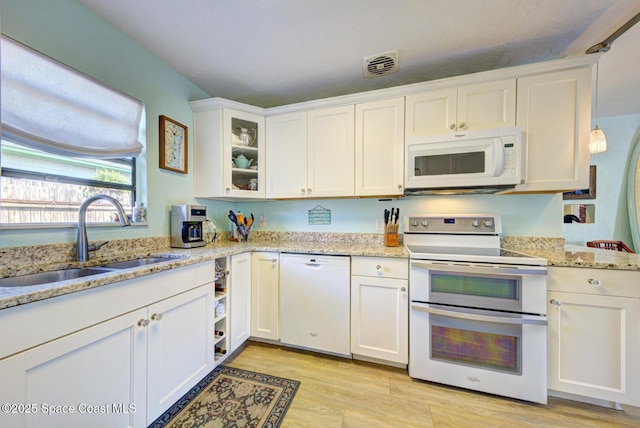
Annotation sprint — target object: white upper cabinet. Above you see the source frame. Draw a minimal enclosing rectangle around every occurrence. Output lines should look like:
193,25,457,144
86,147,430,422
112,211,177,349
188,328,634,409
406,79,516,137
307,105,355,197
191,100,266,199
267,105,355,198
355,98,405,196
266,111,308,198
514,67,592,192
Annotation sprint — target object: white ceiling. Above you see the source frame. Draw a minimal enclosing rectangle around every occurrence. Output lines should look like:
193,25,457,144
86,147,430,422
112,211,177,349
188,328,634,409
80,0,640,116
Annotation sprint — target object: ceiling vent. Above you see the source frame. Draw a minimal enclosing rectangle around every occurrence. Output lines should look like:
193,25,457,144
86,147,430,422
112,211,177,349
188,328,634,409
363,51,398,78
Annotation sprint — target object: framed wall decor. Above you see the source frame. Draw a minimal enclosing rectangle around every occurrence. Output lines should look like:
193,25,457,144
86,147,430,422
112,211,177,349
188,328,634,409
159,115,188,174
563,165,596,200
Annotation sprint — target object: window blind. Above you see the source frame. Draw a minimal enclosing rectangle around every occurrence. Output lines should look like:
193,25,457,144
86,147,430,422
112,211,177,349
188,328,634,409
0,36,144,158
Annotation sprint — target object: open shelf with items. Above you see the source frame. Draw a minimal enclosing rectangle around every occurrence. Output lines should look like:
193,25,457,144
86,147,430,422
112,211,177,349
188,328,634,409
213,258,229,363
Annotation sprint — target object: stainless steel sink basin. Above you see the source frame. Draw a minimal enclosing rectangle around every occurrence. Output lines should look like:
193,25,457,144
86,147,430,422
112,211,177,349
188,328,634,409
98,256,179,270
0,267,114,288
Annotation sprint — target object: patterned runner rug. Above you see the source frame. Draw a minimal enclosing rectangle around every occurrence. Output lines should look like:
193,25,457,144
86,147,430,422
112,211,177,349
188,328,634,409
148,365,300,428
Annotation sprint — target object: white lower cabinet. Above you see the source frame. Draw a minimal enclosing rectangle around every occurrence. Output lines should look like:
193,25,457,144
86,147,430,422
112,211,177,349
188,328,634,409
229,252,252,353
251,252,279,340
0,262,215,428
547,267,640,407
146,285,213,423
350,257,409,365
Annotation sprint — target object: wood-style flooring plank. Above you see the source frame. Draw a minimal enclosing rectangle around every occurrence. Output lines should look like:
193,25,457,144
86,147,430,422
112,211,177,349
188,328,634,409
224,341,640,428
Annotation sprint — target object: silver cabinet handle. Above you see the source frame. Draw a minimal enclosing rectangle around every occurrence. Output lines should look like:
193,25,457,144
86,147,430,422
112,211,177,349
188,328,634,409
550,299,562,307
137,319,149,327
449,123,456,130
588,278,602,287
459,122,466,129
151,313,163,321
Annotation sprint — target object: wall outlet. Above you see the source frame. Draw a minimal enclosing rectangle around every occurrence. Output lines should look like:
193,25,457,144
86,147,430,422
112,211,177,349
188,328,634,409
259,214,266,227
376,219,385,231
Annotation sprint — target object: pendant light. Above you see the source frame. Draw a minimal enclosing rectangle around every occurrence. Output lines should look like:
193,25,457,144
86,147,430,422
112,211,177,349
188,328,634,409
589,61,607,154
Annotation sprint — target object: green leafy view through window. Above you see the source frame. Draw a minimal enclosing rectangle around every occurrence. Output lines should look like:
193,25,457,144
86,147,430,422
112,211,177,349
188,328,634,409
1,140,136,224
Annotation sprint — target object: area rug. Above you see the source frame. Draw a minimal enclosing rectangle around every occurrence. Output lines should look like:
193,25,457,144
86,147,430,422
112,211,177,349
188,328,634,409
148,365,300,428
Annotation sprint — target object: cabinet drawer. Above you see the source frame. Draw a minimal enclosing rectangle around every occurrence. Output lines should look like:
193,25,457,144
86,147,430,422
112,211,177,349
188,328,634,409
548,266,640,298
351,257,408,279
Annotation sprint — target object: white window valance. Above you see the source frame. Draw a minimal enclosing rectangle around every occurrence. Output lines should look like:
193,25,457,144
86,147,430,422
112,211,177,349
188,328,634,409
1,36,144,158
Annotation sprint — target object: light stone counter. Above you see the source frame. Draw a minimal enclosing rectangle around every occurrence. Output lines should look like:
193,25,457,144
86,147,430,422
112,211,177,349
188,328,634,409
0,233,408,310
2,232,638,311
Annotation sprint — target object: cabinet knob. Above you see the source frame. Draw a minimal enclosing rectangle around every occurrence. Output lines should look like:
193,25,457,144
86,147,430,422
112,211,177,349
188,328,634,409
151,313,163,321
549,299,562,307
449,123,456,130
271,258,277,263
459,122,466,129
376,264,382,270
397,184,402,189
137,319,150,327
401,287,407,293
307,188,312,193
301,188,306,194
588,278,602,287
225,187,231,193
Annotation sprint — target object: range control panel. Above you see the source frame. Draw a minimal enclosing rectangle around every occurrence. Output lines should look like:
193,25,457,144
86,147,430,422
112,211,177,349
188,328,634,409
404,214,501,235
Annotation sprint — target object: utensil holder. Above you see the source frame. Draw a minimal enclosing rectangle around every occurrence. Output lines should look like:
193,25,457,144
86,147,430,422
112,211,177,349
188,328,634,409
384,231,398,247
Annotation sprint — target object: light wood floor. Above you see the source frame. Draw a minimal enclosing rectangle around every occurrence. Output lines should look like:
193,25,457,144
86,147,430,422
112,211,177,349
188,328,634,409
225,341,640,428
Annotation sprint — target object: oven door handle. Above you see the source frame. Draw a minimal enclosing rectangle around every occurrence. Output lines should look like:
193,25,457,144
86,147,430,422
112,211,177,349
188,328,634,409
410,261,547,276
411,303,548,326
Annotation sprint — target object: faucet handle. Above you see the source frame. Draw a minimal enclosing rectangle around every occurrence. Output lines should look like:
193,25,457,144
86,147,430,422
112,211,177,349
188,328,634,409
88,241,109,252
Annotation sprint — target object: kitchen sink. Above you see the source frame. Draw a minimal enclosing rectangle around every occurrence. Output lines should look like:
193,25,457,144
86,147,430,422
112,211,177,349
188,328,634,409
0,267,114,288
0,256,183,288
97,256,180,269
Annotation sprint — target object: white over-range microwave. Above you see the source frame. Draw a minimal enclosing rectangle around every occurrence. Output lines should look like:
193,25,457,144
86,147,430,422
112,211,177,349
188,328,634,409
404,126,525,194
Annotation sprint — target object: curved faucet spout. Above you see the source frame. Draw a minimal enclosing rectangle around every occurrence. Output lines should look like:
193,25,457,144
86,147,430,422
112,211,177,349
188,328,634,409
77,194,131,262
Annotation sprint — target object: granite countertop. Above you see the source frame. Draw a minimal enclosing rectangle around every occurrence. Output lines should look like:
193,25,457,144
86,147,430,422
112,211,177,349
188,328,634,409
2,235,638,311
0,238,408,311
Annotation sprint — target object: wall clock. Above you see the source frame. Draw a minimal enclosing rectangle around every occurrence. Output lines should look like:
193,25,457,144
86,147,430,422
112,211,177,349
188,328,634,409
159,115,188,174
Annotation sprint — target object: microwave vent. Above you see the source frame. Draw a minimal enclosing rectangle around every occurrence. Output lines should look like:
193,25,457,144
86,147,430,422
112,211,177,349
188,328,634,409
363,51,398,78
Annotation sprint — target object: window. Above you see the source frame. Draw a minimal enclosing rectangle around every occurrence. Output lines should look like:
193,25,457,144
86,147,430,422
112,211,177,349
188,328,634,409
1,140,136,224
0,36,144,226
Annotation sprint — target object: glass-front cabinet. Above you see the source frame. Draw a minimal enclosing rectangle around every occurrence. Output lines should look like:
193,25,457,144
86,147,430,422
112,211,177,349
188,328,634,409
191,99,265,199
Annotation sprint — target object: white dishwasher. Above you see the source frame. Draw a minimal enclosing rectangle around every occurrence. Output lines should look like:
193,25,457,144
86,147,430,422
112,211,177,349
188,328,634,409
279,253,351,357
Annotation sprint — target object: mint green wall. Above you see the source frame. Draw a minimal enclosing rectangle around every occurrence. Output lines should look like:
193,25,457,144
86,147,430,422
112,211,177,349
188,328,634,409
0,0,233,248
237,193,563,237
563,114,640,249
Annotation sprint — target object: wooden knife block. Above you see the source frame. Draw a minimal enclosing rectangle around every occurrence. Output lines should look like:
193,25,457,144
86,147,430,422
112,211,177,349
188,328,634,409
384,231,398,247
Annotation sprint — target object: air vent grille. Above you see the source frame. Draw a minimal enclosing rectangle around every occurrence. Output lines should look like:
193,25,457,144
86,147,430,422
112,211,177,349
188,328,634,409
363,51,398,78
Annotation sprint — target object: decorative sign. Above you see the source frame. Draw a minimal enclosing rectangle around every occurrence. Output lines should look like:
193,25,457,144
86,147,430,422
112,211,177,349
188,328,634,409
308,205,331,225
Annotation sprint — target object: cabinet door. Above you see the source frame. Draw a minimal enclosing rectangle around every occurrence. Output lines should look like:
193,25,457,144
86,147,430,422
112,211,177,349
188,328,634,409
351,275,408,364
193,108,224,198
0,308,147,428
251,252,280,340
457,79,516,131
146,285,213,424
355,98,405,196
515,67,591,192
222,108,266,198
405,87,457,137
266,111,308,198
230,253,252,353
547,290,640,406
307,105,355,197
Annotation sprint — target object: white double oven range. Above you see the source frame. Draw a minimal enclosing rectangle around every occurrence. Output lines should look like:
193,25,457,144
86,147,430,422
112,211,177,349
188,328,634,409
404,214,548,404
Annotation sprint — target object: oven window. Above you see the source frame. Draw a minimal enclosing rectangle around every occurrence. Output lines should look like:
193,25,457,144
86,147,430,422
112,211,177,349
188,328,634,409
431,318,521,374
431,273,518,300
414,152,484,176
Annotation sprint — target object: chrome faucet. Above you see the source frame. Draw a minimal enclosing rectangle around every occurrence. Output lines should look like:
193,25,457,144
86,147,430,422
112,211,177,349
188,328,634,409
77,194,131,262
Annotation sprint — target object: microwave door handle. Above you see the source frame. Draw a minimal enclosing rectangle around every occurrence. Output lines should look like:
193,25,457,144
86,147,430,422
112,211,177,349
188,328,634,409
492,138,504,176
410,261,548,276
411,303,548,326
